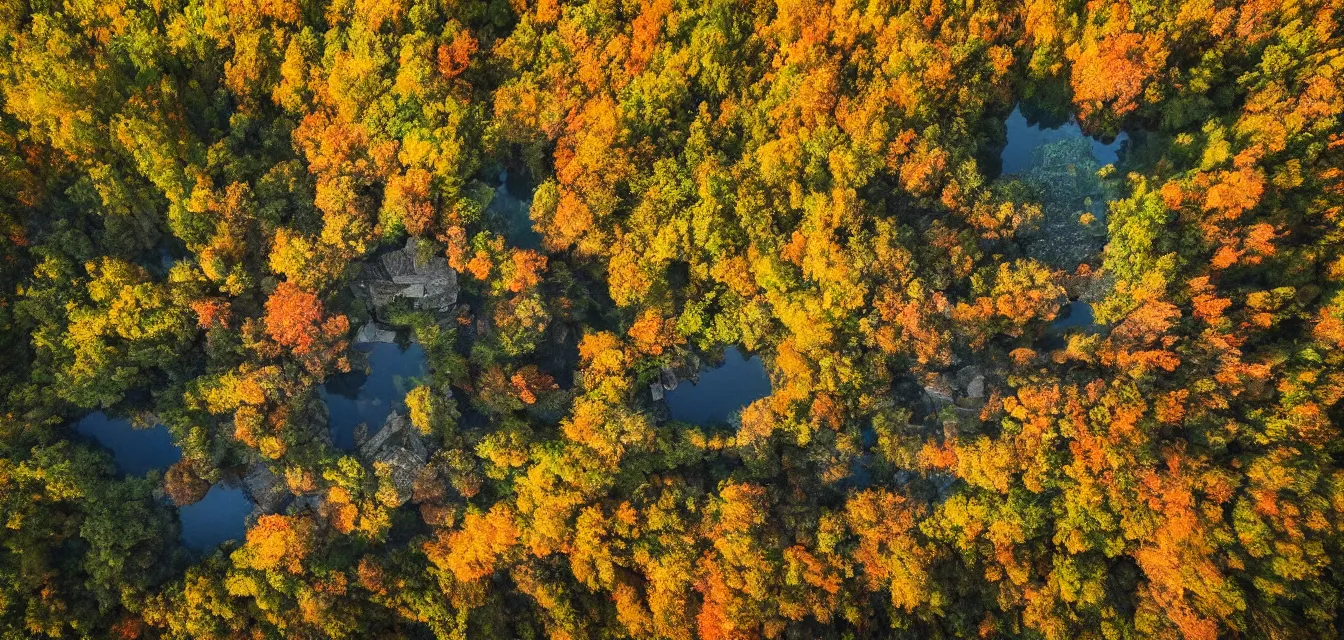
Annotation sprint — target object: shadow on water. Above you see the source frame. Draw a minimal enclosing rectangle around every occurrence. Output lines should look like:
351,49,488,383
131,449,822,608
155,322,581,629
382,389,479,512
180,483,253,551
666,347,771,425
74,412,181,475
75,412,255,551
321,342,429,450
845,425,879,489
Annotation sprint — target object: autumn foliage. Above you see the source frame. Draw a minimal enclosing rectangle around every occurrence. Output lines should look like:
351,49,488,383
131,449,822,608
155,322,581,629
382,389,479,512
0,0,1342,639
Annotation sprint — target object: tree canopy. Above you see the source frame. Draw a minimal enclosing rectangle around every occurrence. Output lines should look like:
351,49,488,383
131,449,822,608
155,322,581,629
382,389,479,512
1,0,1343,638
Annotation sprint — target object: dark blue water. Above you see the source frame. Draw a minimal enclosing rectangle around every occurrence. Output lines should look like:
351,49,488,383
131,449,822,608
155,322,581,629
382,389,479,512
74,412,182,475
320,342,428,450
1051,301,1095,329
1000,106,1129,176
179,484,252,550
666,348,771,424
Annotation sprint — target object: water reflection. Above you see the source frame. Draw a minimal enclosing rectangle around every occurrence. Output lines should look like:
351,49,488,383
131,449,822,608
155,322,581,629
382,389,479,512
666,348,771,424
321,342,428,450
179,484,252,551
74,412,181,475
1000,106,1129,176
488,168,542,249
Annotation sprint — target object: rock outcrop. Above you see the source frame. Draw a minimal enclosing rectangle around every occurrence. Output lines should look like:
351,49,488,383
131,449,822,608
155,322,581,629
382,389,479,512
352,237,458,315
922,365,991,434
921,374,957,409
305,394,334,446
965,375,985,401
649,361,700,402
354,322,397,343
357,412,428,506
659,366,680,392
243,463,291,514
953,365,986,406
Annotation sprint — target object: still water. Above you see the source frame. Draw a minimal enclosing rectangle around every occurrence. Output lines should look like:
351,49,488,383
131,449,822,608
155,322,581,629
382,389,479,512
998,104,1131,270
179,484,252,550
489,168,543,249
1052,300,1096,329
75,412,253,550
665,347,771,424
321,342,429,450
1000,106,1129,176
74,412,181,475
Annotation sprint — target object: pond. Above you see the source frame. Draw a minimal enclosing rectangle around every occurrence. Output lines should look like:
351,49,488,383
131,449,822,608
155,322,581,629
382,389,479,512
1051,300,1096,329
74,412,182,475
997,105,1131,271
321,342,429,450
999,105,1129,177
179,483,253,551
487,168,542,250
666,347,772,424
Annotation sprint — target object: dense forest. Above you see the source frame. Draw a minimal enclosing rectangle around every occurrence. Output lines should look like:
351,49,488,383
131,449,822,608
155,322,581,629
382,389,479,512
1,0,1343,638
